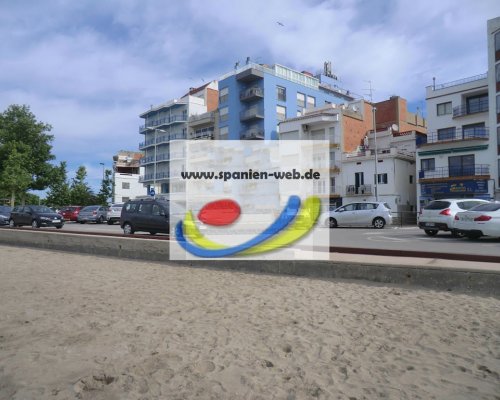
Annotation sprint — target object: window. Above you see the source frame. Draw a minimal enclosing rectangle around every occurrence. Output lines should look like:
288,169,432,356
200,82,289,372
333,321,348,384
219,87,228,104
448,154,475,177
125,203,137,213
277,86,286,102
495,31,500,61
355,172,364,187
138,203,153,214
462,123,485,139
437,127,456,141
341,204,356,212
497,127,500,155
496,64,500,90
296,110,302,117
409,175,413,184
376,173,388,184
122,197,130,202
306,95,316,109
277,105,286,121
122,182,130,189
466,94,488,114
421,158,435,171
219,107,228,122
297,92,305,108
219,126,229,139
330,177,336,191
311,129,325,140
437,102,452,116
152,204,165,216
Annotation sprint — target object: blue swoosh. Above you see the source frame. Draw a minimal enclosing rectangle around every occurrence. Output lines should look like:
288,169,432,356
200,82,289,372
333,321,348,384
176,195,301,258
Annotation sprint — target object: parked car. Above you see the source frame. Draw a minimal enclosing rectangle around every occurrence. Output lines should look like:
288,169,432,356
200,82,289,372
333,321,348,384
320,202,392,229
0,206,12,226
61,206,83,221
9,205,64,229
106,203,124,225
418,199,489,236
120,198,169,235
77,205,108,224
452,202,500,239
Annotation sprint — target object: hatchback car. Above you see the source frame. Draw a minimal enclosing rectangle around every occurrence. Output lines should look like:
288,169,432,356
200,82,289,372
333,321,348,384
9,205,64,229
321,202,392,229
0,205,12,226
418,199,489,236
452,202,500,239
61,206,82,221
106,203,124,225
77,205,108,224
120,198,169,235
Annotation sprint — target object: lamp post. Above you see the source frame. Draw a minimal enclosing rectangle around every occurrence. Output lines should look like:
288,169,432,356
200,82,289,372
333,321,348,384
372,106,379,201
99,162,105,181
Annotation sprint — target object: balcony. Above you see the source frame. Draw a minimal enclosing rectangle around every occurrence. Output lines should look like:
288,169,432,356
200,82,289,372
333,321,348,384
139,139,155,149
344,147,415,159
420,127,489,146
240,87,264,102
240,107,264,122
241,128,264,140
156,132,187,145
138,114,188,133
140,155,155,165
188,111,215,127
236,67,264,82
191,127,215,140
453,100,489,117
418,164,490,180
427,73,487,92
139,173,154,183
346,184,372,196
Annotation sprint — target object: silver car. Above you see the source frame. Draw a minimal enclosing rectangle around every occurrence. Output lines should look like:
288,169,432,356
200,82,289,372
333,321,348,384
106,203,123,225
77,205,108,224
321,202,392,229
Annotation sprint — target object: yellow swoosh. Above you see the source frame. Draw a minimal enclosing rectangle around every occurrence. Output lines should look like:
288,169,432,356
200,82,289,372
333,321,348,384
183,196,321,255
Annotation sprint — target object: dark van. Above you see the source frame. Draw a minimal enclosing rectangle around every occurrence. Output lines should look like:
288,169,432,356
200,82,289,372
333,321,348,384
120,198,169,235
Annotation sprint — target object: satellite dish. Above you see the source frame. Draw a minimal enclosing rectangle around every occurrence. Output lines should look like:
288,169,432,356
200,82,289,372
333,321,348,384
391,124,399,132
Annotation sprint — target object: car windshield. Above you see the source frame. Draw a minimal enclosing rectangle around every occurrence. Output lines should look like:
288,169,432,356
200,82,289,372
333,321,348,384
424,201,451,210
31,206,54,213
468,203,500,212
81,206,98,212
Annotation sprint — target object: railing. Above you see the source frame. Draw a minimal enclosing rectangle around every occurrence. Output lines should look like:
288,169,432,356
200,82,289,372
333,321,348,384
156,132,186,145
139,114,187,132
241,129,264,139
421,127,489,145
139,174,154,183
428,73,487,91
344,147,415,158
418,164,490,179
156,153,169,162
240,87,264,101
453,100,489,117
191,127,214,140
140,155,155,165
139,139,155,149
240,107,264,121
188,111,215,124
346,184,372,195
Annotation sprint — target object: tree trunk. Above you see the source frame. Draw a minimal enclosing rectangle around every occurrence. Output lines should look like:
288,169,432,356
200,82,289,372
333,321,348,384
10,191,15,207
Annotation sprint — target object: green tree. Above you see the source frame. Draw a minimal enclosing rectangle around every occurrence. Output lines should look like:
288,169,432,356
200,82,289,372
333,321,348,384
45,161,71,207
0,148,31,206
0,104,55,204
96,169,113,205
70,166,94,205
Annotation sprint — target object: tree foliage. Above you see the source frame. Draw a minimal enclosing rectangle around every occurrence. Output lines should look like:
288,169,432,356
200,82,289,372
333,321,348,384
45,161,71,207
96,169,113,205
70,166,95,205
0,148,31,206
0,104,55,204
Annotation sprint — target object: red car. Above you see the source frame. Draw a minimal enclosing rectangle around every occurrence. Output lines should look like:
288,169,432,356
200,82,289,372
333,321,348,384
61,206,82,221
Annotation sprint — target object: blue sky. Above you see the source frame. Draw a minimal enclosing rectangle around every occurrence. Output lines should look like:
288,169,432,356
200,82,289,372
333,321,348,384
0,0,499,192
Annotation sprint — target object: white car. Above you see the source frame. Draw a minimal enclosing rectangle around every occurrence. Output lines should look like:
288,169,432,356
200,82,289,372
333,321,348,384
321,202,392,229
106,203,124,225
452,202,500,239
418,199,489,237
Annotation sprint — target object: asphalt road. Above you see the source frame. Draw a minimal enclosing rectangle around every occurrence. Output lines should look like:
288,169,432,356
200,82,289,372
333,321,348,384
2,222,499,257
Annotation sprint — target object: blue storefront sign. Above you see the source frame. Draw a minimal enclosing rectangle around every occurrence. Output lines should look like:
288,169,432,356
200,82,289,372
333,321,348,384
421,179,488,196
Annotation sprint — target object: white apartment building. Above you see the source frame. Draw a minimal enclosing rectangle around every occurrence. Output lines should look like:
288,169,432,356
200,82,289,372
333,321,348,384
112,151,145,203
139,81,218,197
487,16,500,200
418,74,493,209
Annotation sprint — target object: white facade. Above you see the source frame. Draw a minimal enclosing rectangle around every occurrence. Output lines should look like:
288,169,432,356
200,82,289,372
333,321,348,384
113,169,145,203
418,75,493,210
342,130,417,213
487,17,500,200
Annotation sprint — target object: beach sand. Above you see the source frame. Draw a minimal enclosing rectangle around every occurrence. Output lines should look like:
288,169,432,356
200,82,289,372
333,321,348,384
0,244,498,400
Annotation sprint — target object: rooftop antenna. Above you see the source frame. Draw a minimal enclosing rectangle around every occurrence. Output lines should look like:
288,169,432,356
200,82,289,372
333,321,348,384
363,80,375,103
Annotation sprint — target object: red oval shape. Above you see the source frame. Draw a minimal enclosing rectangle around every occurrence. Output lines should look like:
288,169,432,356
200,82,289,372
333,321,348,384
198,199,241,226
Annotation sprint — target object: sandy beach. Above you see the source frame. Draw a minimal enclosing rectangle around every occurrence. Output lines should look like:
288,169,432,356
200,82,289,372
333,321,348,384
0,244,498,400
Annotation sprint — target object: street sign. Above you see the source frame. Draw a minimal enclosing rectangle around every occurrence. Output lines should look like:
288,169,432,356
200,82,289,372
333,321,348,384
149,188,155,197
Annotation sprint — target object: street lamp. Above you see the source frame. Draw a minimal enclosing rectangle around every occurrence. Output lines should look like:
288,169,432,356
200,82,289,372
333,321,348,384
372,106,379,201
99,162,105,181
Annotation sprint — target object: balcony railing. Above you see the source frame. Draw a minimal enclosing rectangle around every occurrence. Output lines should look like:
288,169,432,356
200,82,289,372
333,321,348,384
427,73,487,91
156,132,187,145
241,128,264,139
139,114,188,132
139,173,154,183
344,147,415,158
240,107,264,121
418,164,490,179
188,111,215,125
453,100,489,117
139,139,155,149
346,184,372,195
140,155,155,165
240,87,264,102
191,127,215,140
421,127,489,145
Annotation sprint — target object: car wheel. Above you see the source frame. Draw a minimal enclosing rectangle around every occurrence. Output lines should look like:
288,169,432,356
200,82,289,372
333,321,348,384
9,219,16,228
327,217,337,228
97,216,104,224
123,223,134,235
373,217,386,229
31,220,40,229
56,225,63,229
79,221,85,224
149,232,157,235
451,230,464,238
107,220,113,225
424,229,438,236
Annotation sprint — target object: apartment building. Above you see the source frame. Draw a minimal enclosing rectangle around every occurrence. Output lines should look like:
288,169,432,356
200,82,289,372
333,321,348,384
488,16,500,200
279,96,426,211
217,61,354,140
112,151,144,203
418,74,493,209
138,81,218,196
